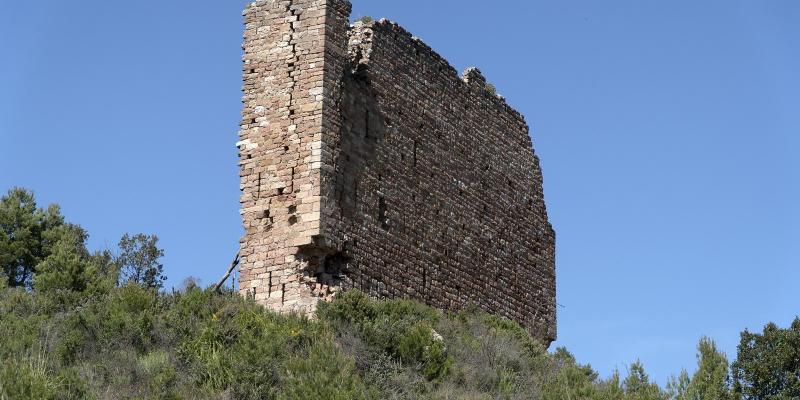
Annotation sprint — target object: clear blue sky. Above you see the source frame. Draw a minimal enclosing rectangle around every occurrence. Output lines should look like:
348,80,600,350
1,0,798,385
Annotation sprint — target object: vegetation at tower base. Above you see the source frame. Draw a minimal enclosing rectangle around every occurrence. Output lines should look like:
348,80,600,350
2,189,799,400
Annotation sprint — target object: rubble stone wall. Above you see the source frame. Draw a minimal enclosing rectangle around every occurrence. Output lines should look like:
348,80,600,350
238,0,556,343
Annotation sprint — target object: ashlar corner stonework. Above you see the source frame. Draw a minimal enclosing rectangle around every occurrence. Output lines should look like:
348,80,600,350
237,0,556,344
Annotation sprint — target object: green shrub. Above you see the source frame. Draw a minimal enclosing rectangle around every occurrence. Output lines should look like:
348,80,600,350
138,351,177,394
0,357,89,400
279,341,376,400
318,290,452,381
100,283,159,351
396,321,450,380
0,281,674,399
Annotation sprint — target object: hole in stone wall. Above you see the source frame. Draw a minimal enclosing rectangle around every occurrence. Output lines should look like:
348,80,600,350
378,196,388,230
289,110,295,116
251,118,257,124
263,209,270,219
288,205,296,214
401,153,405,161
249,69,255,73
422,268,427,295
365,110,370,139
288,62,295,68
288,215,297,225
284,145,289,152
320,252,349,284
377,174,382,181
278,187,285,195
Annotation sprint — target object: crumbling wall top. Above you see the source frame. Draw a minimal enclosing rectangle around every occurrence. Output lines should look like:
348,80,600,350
348,18,529,128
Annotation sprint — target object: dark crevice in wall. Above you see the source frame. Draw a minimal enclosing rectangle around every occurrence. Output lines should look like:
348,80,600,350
378,196,388,230
285,0,300,193
412,140,417,168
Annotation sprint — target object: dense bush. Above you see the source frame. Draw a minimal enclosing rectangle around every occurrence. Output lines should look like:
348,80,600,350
0,283,376,399
2,277,799,399
2,187,798,399
0,282,621,399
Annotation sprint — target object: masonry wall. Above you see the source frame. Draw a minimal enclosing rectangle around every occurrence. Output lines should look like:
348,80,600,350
238,0,351,313
239,0,556,343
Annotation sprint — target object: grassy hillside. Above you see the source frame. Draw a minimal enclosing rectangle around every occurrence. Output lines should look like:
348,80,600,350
3,187,798,399
0,282,625,399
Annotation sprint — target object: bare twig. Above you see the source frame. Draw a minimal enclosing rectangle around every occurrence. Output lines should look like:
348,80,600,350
214,253,240,293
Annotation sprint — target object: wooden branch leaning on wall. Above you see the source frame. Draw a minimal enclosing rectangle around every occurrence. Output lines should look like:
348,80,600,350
214,253,240,293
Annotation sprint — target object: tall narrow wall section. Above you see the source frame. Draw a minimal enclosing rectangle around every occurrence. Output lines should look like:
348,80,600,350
238,0,556,344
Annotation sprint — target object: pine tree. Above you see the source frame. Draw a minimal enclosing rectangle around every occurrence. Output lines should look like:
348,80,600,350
623,360,666,400
686,337,731,400
0,187,65,287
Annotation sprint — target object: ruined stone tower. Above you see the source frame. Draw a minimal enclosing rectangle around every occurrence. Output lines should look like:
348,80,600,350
237,0,556,343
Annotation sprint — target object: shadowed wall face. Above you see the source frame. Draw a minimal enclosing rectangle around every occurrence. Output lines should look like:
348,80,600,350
239,0,556,344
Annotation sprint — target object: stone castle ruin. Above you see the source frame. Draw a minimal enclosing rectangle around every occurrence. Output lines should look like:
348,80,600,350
237,0,556,343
